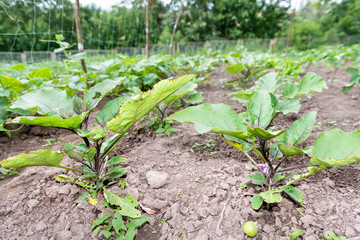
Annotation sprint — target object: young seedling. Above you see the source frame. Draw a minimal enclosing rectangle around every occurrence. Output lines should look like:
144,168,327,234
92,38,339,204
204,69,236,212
342,67,360,98
210,151,217,157
168,72,360,210
327,120,337,128
289,229,303,240
239,183,247,190
224,59,269,88
204,139,214,148
190,142,203,153
173,151,181,156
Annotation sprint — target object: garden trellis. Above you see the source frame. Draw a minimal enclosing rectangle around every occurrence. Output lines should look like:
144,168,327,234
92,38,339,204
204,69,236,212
1,0,359,65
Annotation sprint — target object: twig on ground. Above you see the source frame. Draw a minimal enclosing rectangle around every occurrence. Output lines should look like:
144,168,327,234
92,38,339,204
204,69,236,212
217,198,231,230
186,224,204,234
313,235,321,240
146,223,157,232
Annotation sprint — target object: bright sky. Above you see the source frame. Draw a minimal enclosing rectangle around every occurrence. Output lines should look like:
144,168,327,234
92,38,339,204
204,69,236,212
72,0,305,10
73,0,171,10
70,0,123,10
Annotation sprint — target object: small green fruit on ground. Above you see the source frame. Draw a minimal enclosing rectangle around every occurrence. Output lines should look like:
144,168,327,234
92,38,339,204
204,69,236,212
323,230,336,240
243,221,258,237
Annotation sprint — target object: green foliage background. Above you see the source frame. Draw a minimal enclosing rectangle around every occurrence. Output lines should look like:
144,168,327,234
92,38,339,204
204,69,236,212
0,0,359,52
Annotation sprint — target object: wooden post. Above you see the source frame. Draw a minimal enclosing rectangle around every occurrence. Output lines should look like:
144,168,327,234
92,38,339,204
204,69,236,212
51,52,56,61
169,3,182,55
74,0,87,73
205,41,211,50
20,53,27,63
282,9,296,76
145,0,150,58
270,38,276,52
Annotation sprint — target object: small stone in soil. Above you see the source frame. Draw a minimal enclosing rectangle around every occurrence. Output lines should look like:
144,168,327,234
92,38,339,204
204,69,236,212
35,221,47,232
146,170,168,189
263,224,274,233
219,182,230,190
345,226,357,237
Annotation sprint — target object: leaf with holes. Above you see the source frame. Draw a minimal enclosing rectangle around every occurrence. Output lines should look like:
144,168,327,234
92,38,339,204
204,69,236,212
103,189,141,218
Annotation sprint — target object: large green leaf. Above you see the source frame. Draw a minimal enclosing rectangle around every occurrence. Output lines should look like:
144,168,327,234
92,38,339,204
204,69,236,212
0,97,11,122
0,75,27,94
311,129,360,167
278,144,305,156
125,216,150,240
251,194,264,210
78,128,107,141
348,70,360,84
112,211,127,234
95,97,128,125
103,189,141,218
184,91,203,104
295,72,327,97
246,174,266,185
222,135,252,153
277,99,301,115
0,149,64,169
282,186,303,202
10,89,75,116
342,83,355,93
10,64,26,71
83,79,119,110
107,74,196,134
247,90,274,128
283,82,298,99
258,72,279,92
283,73,327,99
247,126,285,141
260,191,282,203
230,89,256,104
285,111,316,146
164,81,198,105
30,67,53,80
224,63,244,75
10,112,88,130
167,103,250,139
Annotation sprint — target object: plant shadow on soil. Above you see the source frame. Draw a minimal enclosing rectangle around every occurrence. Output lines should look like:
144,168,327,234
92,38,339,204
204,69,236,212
0,64,360,240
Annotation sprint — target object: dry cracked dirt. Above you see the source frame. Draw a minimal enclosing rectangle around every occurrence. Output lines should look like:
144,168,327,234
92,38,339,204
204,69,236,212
1,64,360,240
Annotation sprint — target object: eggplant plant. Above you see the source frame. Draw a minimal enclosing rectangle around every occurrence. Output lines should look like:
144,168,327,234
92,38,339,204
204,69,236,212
167,72,360,210
224,60,270,88
146,81,203,136
342,67,360,97
0,74,195,239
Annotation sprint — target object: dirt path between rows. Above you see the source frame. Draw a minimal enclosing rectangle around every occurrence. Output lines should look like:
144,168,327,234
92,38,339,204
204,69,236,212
1,64,360,240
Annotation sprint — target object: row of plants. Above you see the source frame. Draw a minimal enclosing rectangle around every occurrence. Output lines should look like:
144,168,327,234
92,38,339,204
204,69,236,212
0,35,218,136
220,44,360,96
168,71,360,211
2,41,359,136
1,42,360,239
0,74,199,239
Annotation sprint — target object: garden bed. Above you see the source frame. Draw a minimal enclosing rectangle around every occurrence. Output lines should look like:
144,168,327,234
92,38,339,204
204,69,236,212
1,64,360,240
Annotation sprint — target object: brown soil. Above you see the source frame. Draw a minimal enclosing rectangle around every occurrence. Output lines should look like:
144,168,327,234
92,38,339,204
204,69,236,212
1,64,360,240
